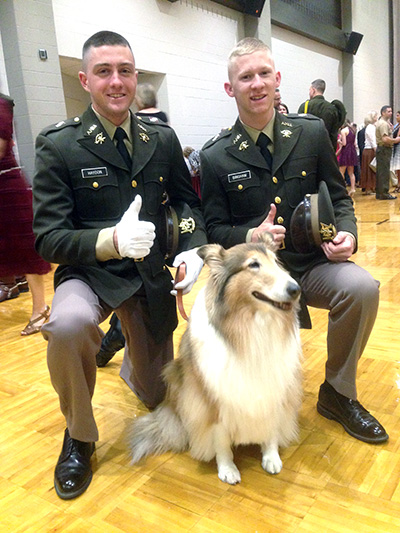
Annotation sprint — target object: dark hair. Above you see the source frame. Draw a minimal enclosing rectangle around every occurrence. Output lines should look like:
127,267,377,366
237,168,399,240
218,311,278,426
311,79,326,93
380,105,391,115
82,31,133,68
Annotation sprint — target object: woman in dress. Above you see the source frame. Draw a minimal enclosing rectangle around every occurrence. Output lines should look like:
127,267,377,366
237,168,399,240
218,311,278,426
0,92,51,335
338,119,359,196
360,111,378,195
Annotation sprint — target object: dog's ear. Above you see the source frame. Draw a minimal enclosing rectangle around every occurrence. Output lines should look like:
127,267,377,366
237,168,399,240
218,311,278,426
197,244,226,266
258,232,279,252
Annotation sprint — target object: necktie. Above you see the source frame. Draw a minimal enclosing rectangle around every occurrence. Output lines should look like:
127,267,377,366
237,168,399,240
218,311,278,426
114,127,132,168
256,132,273,168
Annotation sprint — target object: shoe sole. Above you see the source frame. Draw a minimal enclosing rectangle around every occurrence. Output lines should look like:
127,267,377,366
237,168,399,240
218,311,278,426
316,402,388,444
54,470,93,500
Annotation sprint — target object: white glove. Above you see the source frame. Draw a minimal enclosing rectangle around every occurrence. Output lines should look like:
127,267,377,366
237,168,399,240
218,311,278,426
171,248,203,295
116,195,155,259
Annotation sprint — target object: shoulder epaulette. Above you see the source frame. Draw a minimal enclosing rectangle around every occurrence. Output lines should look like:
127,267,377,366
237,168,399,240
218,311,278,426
202,126,233,150
41,116,81,135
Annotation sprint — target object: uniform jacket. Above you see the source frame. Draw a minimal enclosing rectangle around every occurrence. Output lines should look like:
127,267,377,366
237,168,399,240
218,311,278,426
200,113,357,325
298,95,346,151
33,106,207,342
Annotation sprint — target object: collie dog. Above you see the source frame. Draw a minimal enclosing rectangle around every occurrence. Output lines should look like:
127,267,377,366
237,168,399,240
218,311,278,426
130,235,302,484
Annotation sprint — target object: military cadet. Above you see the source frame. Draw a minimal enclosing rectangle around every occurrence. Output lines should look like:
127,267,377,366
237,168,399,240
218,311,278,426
200,38,388,446
32,30,206,500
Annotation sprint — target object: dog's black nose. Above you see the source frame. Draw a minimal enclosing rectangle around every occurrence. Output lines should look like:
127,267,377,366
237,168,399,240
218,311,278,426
287,281,301,299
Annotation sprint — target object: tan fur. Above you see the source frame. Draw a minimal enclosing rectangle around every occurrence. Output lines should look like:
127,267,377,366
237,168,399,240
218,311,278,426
130,235,303,484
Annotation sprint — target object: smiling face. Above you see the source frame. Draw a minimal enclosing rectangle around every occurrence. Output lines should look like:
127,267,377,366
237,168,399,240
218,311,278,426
224,50,281,130
79,44,137,126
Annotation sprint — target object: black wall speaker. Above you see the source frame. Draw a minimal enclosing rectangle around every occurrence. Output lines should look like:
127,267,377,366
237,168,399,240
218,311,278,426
243,0,266,17
344,32,363,54
210,0,265,18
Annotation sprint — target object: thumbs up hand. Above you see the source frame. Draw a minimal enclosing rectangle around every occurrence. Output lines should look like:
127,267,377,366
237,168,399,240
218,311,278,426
251,204,286,246
115,195,155,259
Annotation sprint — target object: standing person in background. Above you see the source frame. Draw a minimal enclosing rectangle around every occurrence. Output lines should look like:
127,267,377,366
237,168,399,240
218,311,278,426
135,82,169,123
274,88,281,109
298,79,346,153
375,106,400,200
338,119,359,197
360,111,378,195
0,91,51,334
33,31,206,500
390,110,400,191
201,37,387,448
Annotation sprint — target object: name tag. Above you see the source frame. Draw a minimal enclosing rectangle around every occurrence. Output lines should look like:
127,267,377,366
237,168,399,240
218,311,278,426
228,170,251,183
81,167,108,178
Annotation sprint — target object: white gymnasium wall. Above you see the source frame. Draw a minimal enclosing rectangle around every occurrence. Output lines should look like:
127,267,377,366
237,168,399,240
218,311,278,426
352,0,391,124
0,34,9,95
271,26,343,116
52,0,242,149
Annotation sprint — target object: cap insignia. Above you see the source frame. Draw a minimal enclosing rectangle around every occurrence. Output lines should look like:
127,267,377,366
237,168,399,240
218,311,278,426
320,223,337,241
179,217,196,235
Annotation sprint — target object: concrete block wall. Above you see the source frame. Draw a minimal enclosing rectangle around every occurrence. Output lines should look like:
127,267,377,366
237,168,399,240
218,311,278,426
52,0,242,149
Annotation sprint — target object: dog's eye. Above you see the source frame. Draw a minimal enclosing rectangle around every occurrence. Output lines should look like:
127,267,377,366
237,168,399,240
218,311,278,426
248,260,261,270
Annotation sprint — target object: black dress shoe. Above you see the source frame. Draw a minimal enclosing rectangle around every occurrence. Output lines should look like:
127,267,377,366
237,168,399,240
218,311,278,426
376,193,397,200
317,381,388,444
0,282,19,302
54,429,95,500
96,313,125,367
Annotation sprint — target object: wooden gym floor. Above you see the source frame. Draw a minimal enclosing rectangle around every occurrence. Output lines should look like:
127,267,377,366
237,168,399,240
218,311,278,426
2,188,400,532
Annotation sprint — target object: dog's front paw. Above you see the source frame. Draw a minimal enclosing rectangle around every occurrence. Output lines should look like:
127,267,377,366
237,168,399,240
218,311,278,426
218,463,241,484
261,450,282,474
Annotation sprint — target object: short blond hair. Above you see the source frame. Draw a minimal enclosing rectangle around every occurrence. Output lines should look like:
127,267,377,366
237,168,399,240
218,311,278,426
364,110,378,125
227,38,272,79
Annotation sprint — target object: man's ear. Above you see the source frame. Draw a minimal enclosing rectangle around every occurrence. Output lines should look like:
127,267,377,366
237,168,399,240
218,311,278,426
224,82,234,98
78,71,89,92
275,71,281,88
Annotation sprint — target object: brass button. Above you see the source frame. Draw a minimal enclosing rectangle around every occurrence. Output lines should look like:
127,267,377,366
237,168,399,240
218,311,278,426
238,184,243,190
302,171,306,176
272,176,278,184
275,196,281,204
277,216,284,224
131,180,137,188
74,117,80,122
159,176,164,182
92,181,99,188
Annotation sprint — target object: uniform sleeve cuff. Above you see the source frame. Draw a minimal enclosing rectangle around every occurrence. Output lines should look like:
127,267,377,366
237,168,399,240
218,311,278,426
95,227,122,261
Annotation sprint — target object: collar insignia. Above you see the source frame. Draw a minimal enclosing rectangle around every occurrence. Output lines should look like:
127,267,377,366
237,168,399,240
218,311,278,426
281,121,293,127
239,140,249,151
139,132,150,143
138,122,147,132
233,134,242,145
94,132,106,144
281,129,292,138
86,124,97,135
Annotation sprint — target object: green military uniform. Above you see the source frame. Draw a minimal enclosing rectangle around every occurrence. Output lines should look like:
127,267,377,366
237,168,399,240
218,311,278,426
298,95,346,151
33,107,207,437
200,112,379,401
